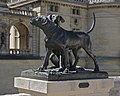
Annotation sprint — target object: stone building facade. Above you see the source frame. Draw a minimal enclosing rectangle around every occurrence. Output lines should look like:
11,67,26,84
87,2,120,75
6,0,120,75
7,0,89,56
0,0,38,56
0,0,120,74
0,0,120,94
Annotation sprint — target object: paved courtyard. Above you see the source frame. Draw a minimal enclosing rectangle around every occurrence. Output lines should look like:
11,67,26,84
0,59,43,95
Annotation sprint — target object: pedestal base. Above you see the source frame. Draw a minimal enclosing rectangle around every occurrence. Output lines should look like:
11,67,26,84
21,69,108,81
14,77,114,96
109,76,120,96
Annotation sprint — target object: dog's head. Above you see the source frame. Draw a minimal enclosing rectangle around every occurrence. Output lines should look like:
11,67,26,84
47,14,65,25
30,16,48,27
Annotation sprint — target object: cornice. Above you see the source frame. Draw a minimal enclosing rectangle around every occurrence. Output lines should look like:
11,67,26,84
8,0,87,9
8,0,120,10
7,0,38,8
42,0,87,9
88,3,120,9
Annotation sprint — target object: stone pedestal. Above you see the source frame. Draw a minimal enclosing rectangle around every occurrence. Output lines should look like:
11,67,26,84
109,76,120,96
14,77,114,96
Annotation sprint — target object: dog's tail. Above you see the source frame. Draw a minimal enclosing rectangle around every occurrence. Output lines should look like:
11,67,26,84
86,13,96,34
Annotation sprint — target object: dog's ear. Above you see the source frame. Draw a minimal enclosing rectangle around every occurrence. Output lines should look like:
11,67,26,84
42,17,48,25
47,14,53,21
54,15,65,24
60,16,65,23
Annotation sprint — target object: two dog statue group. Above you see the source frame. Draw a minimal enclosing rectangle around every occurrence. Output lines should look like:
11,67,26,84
30,13,99,73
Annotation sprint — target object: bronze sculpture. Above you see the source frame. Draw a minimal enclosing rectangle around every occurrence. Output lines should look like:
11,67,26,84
30,13,99,72
44,14,73,69
21,13,108,81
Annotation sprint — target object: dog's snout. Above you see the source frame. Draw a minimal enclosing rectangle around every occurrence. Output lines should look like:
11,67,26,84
30,18,35,21
30,18,33,21
30,20,32,24
30,18,35,25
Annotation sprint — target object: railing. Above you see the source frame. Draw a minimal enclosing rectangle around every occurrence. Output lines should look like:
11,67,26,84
0,0,7,3
88,0,115,4
67,0,88,3
9,8,37,17
0,8,37,17
0,0,8,7
9,49,31,54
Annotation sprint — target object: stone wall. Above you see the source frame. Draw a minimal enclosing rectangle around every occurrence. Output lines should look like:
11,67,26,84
88,6,120,57
84,4,120,75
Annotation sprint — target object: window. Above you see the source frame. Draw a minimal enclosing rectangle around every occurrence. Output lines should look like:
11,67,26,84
74,18,78,25
10,26,20,49
70,17,80,30
48,5,59,12
72,9,76,14
72,9,80,15
76,9,80,15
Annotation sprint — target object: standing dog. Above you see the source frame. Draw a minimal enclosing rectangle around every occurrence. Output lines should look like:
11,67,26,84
30,13,99,72
46,14,73,69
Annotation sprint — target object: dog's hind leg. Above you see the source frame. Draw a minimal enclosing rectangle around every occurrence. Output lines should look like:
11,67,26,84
68,51,73,68
72,49,80,69
83,48,99,72
50,53,59,68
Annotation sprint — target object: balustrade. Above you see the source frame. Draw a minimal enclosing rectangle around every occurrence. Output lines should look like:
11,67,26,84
0,0,7,3
67,0,88,3
9,8,37,17
9,49,30,54
88,0,115,4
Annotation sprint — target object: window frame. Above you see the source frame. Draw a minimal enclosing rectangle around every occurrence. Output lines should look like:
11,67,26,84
48,5,59,12
72,8,80,15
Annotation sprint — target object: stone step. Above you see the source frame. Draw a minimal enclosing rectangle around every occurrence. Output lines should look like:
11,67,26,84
2,93,31,96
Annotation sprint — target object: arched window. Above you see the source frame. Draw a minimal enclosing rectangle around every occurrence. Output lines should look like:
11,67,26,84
10,26,20,49
10,22,29,49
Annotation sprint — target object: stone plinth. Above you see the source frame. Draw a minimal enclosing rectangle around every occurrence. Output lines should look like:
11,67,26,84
21,69,108,81
14,77,114,96
109,76,120,96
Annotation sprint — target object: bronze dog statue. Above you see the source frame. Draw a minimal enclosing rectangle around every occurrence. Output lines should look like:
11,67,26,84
30,13,99,72
45,14,73,69
40,15,73,70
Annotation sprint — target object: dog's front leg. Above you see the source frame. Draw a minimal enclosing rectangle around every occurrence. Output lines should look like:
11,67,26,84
40,49,51,70
63,48,70,73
